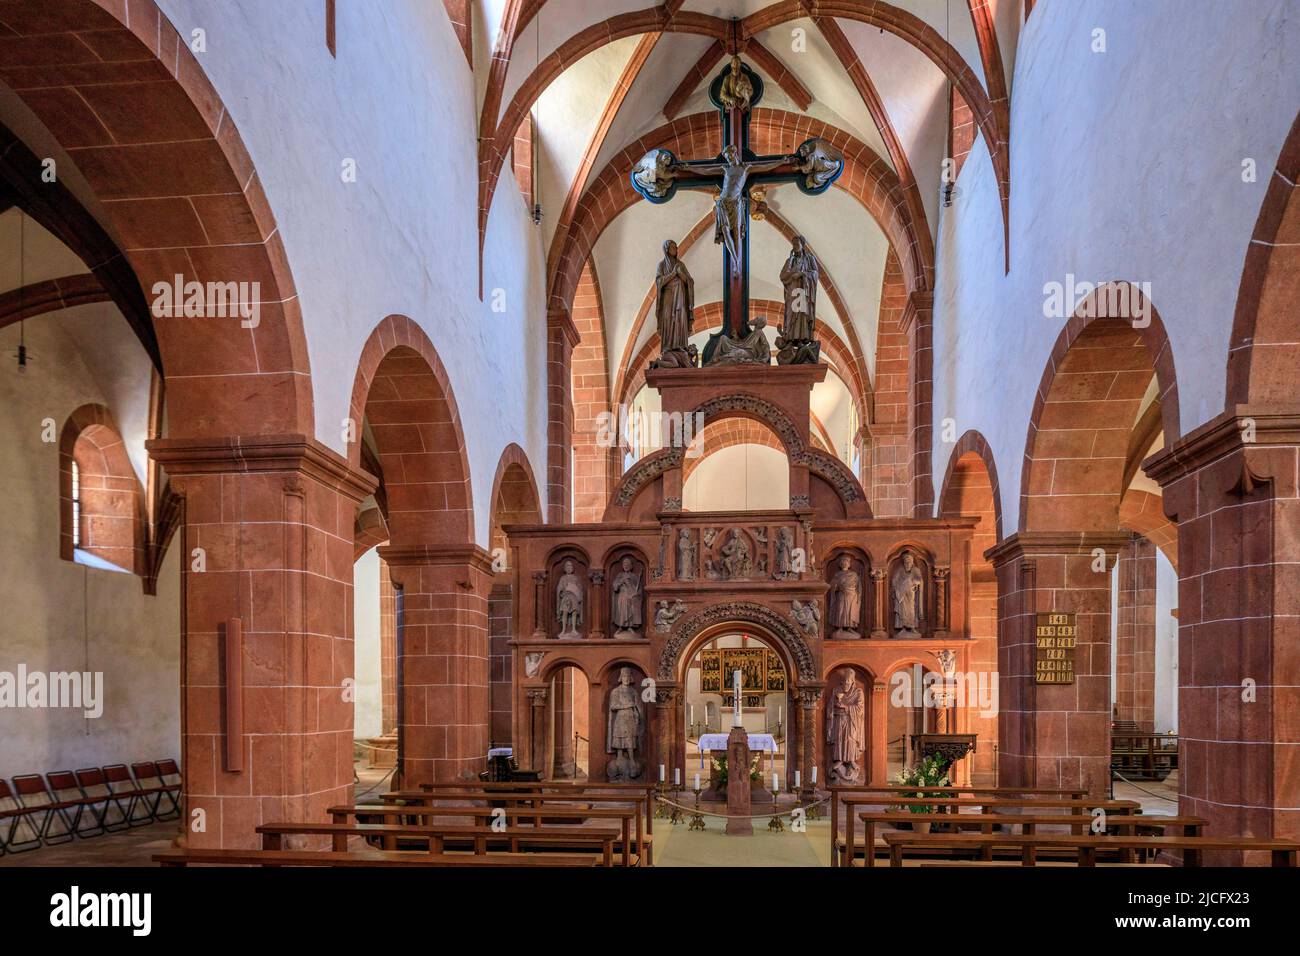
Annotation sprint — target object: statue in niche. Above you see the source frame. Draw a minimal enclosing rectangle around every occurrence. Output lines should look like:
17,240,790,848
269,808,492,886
720,528,752,579
717,55,754,112
610,557,643,639
555,559,584,639
827,554,862,639
791,598,820,636
774,526,796,579
606,667,645,782
892,550,925,638
676,529,696,581
776,235,821,365
650,240,698,369
709,314,771,366
654,598,688,632
826,668,865,784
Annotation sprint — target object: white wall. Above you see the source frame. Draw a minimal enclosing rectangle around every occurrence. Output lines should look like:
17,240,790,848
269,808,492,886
156,0,551,545
931,0,1300,532
351,549,383,740
0,319,179,772
683,445,789,511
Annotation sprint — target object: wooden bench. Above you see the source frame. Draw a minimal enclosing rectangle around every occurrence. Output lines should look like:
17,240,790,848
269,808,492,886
881,832,1300,867
382,790,653,865
827,786,1088,867
838,796,1140,869
410,781,653,844
329,803,640,867
846,812,1206,867
257,821,626,867
154,847,600,867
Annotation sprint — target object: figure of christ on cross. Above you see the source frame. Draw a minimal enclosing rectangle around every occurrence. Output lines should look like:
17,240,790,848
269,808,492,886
629,57,844,342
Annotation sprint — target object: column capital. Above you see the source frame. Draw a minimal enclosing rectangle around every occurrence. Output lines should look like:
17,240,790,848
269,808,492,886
1142,406,1300,487
984,530,1133,568
378,543,494,575
899,290,934,335
148,433,376,503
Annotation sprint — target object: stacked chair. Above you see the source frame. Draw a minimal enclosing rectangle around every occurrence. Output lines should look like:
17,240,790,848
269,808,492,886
0,759,181,855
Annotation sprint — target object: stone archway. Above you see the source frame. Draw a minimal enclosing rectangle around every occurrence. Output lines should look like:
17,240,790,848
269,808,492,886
659,601,816,684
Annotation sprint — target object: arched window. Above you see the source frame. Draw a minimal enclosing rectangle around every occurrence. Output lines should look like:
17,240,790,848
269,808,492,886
59,404,143,575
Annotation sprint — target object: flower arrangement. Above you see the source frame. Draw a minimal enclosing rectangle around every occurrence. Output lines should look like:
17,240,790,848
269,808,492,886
711,755,762,793
893,754,950,815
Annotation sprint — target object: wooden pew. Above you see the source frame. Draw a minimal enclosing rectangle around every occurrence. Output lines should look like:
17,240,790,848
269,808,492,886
827,786,1088,867
382,789,652,865
881,831,1300,867
154,847,599,867
848,812,1206,867
839,797,1140,870
257,821,623,867
328,803,639,867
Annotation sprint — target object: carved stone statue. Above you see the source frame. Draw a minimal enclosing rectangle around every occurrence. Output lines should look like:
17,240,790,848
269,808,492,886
631,148,676,199
717,55,754,112
650,240,698,369
653,598,688,632
555,559,584,639
709,314,771,366
796,138,843,191
892,550,925,638
524,652,546,678
826,668,865,783
774,526,795,579
606,667,645,781
719,528,752,579
676,529,696,581
610,557,643,639
691,145,789,273
791,598,820,636
777,235,820,365
827,554,862,639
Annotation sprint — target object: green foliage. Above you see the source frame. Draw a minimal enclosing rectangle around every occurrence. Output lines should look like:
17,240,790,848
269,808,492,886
892,754,950,814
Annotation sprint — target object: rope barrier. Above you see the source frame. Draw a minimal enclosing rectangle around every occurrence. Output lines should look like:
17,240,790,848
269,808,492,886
1111,769,1178,803
652,793,830,821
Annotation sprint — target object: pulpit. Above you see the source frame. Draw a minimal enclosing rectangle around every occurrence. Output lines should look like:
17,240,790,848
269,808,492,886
911,733,977,776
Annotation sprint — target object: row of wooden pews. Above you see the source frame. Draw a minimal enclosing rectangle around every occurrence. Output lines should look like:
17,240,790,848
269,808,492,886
827,785,1300,867
154,781,654,868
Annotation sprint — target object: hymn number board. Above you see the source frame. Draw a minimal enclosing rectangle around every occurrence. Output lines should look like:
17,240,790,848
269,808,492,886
1035,612,1077,684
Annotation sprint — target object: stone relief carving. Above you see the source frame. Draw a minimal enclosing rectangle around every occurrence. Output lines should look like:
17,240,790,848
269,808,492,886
653,599,688,632
555,559,584,640
719,528,753,579
660,601,816,681
676,529,696,581
524,652,546,678
791,598,820,636
774,526,796,579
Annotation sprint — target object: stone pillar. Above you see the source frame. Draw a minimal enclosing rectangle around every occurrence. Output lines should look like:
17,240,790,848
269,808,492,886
379,560,398,735
870,568,888,638
797,686,823,796
586,568,605,640
530,571,546,638
546,307,579,523
933,566,950,634
487,582,513,747
655,685,678,785
1114,535,1157,730
379,544,493,784
527,687,548,771
148,436,375,849
901,291,934,518
986,531,1130,797
725,725,753,835
551,669,575,778
1145,408,1300,861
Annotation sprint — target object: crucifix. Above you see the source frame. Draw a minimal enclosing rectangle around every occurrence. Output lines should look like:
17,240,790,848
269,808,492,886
630,55,844,353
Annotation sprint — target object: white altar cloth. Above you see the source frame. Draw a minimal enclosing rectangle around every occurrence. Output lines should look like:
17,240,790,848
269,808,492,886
696,733,778,766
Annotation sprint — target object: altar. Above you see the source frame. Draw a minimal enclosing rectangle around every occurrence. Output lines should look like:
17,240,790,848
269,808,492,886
697,732,778,765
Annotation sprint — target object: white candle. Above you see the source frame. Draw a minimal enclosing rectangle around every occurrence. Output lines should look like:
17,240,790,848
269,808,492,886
795,770,801,788
732,670,743,726
659,764,665,782
674,767,681,786
779,705,783,723
812,765,818,785
772,771,779,792
694,772,701,791
689,703,694,726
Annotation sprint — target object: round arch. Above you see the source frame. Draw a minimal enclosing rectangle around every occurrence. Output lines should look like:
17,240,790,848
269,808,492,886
659,601,816,684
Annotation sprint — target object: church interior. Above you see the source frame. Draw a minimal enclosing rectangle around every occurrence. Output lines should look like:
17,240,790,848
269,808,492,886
0,0,1297,892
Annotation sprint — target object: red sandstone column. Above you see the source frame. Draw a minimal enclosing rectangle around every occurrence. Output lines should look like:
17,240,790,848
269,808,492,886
149,436,374,850
547,308,579,523
552,669,576,778
901,292,934,518
379,560,398,735
1145,409,1300,862
527,687,548,771
487,582,514,747
1114,535,1157,730
986,531,1130,797
797,686,823,794
379,544,493,784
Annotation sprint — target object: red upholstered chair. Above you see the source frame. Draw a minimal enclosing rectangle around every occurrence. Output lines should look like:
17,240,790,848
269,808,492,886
131,761,178,821
74,767,129,832
102,764,153,826
0,779,53,852
47,771,103,838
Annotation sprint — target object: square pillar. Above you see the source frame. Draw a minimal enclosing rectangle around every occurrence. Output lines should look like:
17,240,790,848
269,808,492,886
1114,535,1157,729
987,531,1131,796
148,436,375,849
379,544,493,785
1145,407,1300,861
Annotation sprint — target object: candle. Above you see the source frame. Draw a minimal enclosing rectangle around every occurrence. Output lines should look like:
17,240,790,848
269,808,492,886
795,770,801,788
812,765,818,785
779,705,783,723
689,703,694,725
659,764,665,782
694,772,701,791
772,771,779,792
674,768,681,786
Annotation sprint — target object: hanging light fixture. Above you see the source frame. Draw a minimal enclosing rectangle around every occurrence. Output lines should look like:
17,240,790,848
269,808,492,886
14,211,29,372
530,8,543,225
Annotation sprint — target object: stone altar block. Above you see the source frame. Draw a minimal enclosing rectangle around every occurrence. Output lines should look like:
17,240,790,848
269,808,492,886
725,725,753,835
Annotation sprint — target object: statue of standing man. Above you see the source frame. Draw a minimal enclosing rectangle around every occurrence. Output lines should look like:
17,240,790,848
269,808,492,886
606,667,645,781
650,240,697,369
555,559,584,639
826,668,865,783
892,550,925,638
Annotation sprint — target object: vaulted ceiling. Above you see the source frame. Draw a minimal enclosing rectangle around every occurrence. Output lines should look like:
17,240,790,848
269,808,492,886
476,0,1020,417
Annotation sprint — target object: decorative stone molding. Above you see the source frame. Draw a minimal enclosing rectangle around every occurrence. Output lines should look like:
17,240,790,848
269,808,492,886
659,601,816,681
613,447,684,505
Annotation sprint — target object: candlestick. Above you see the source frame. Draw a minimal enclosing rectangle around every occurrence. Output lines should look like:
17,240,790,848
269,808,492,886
688,785,706,831
767,785,785,832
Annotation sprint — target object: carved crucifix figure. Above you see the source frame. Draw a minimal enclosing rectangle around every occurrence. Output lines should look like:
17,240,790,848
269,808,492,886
629,57,843,347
